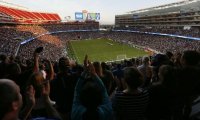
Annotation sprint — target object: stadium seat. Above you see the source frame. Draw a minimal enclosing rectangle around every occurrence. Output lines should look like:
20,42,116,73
0,5,61,24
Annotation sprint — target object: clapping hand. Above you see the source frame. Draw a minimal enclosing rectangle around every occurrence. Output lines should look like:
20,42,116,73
83,54,96,76
84,54,88,68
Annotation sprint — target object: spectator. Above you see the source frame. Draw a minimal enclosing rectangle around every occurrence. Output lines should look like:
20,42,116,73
0,79,61,120
101,62,115,95
180,50,200,67
147,65,183,120
137,56,152,88
112,64,124,91
0,79,23,120
111,67,149,120
50,57,78,119
71,55,112,120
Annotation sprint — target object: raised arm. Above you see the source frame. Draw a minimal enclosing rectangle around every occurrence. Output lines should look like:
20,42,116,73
73,55,89,105
88,61,110,104
72,55,112,120
33,52,39,73
45,60,55,81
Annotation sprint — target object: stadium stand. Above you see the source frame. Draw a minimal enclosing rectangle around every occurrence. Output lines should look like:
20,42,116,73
0,5,61,24
115,0,200,27
2,1,200,120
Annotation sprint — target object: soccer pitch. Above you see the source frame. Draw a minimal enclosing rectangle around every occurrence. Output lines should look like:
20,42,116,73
70,39,148,63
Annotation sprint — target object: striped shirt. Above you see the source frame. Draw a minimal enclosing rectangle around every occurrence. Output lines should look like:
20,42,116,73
112,89,149,120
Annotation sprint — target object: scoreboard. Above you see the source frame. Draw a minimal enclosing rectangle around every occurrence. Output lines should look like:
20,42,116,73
75,11,100,20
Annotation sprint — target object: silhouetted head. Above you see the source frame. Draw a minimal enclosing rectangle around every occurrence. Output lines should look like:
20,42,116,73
93,61,103,76
124,67,144,89
117,64,122,69
158,65,175,87
0,79,22,119
80,78,103,120
181,50,200,66
142,56,150,65
0,54,9,63
166,51,173,60
101,62,109,70
59,57,70,72
7,63,21,76
80,78,103,109
151,54,169,67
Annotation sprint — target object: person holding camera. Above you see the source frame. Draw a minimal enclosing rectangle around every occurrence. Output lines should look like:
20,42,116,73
24,47,60,119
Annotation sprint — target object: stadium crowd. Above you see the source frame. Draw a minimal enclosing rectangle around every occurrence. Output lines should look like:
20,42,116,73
0,24,99,60
1,24,200,61
114,26,200,38
1,25,200,120
104,32,200,53
1,45,200,120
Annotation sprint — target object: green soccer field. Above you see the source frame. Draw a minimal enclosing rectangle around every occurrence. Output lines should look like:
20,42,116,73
69,39,148,63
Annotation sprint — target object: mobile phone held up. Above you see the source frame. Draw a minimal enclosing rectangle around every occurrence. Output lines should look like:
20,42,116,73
35,47,43,53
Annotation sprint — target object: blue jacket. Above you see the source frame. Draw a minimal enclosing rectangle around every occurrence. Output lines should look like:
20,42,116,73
71,72,113,120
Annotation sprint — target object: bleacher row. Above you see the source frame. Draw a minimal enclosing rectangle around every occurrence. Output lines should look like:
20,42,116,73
0,5,61,24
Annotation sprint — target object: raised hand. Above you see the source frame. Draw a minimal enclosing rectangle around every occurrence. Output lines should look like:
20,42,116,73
88,60,96,76
84,54,88,68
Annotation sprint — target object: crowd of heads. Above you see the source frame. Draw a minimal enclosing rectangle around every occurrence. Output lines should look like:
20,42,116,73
114,26,200,38
1,24,200,120
1,24,200,61
105,31,200,53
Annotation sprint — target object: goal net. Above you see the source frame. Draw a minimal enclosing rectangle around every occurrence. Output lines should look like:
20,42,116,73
116,54,127,61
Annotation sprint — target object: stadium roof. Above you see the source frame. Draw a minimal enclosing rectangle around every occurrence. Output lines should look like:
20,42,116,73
125,0,200,17
0,1,28,10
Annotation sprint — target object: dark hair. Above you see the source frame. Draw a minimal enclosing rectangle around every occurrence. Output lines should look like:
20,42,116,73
101,62,110,70
80,78,103,120
181,50,200,66
35,46,43,53
124,67,144,89
142,56,150,64
166,51,173,59
59,57,70,72
7,63,21,76
177,66,200,95
151,54,170,67
117,64,122,69
0,54,7,62
93,61,102,76
159,65,176,87
0,80,19,119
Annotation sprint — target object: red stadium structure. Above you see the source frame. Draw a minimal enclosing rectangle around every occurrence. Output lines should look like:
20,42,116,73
0,4,61,24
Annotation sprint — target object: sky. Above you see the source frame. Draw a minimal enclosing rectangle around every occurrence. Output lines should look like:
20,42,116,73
1,0,183,24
